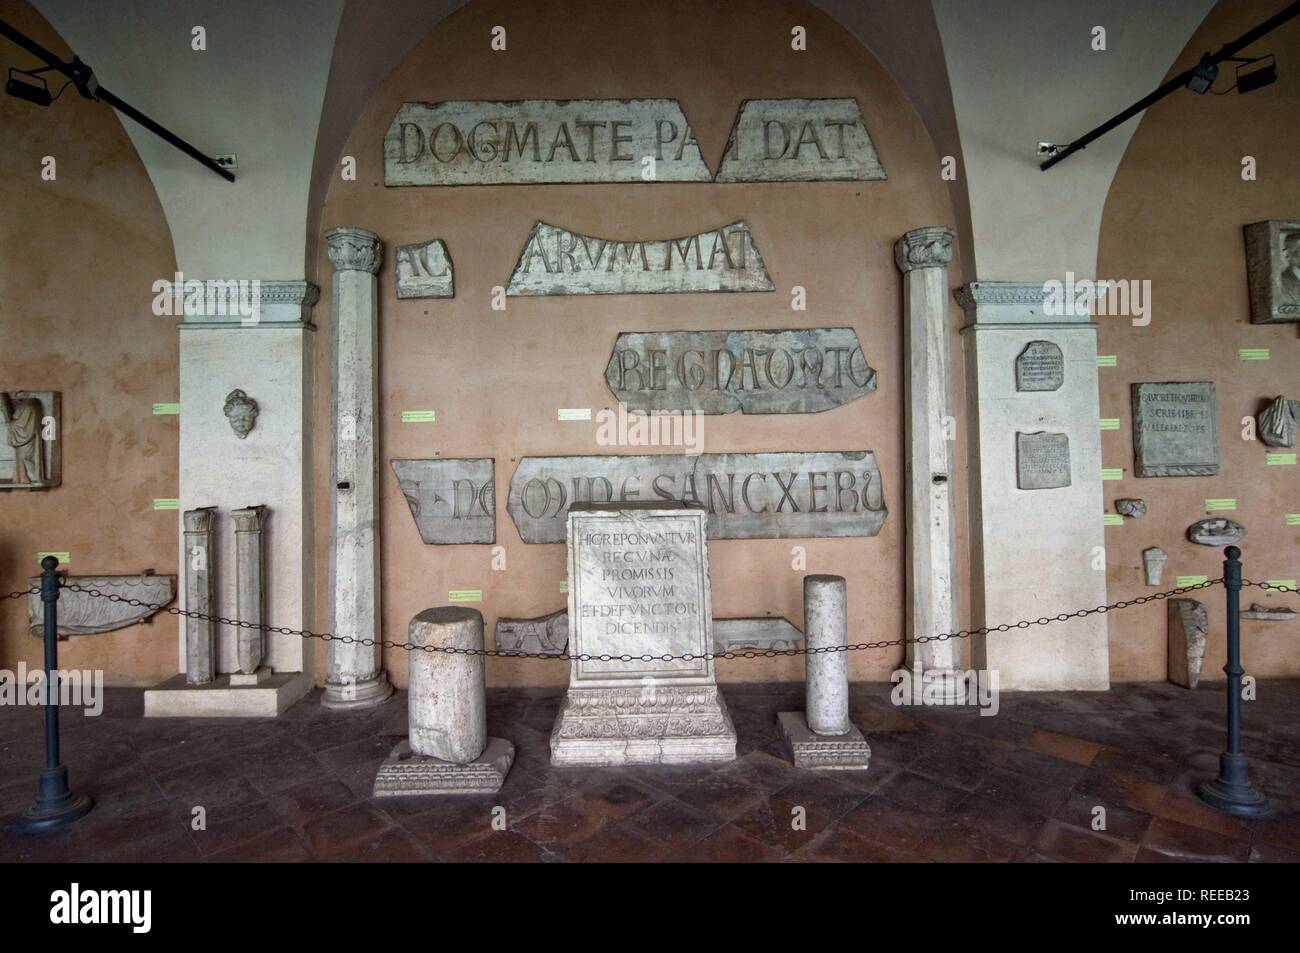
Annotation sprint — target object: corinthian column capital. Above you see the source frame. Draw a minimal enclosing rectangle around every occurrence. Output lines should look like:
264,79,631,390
894,226,955,274
326,226,383,275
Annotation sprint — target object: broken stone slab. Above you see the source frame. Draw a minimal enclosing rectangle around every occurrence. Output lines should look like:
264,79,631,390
384,99,713,186
495,609,569,655
1243,220,1300,325
1143,547,1168,586
1187,518,1246,546
493,611,802,655
372,738,514,796
1115,498,1147,519
1167,598,1208,689
391,458,495,544
713,98,886,182
604,328,875,414
395,240,453,299
27,572,176,637
1241,603,1296,621
1257,395,1298,448
507,451,887,543
1131,382,1219,477
505,220,773,296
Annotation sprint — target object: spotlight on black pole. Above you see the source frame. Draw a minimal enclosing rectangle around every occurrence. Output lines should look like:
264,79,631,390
13,557,92,833
1197,545,1270,817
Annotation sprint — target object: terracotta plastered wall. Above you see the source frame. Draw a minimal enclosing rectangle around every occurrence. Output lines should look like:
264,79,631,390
1098,0,1299,680
313,0,965,688
0,0,179,684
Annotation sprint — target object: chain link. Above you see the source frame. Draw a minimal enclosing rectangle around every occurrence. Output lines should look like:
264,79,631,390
4,587,38,600
1243,579,1298,593
53,576,1228,663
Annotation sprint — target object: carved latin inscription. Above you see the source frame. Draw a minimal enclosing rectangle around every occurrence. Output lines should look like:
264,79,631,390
392,458,496,544
1015,341,1064,392
714,98,886,182
1016,432,1071,490
384,99,713,185
507,452,886,543
605,328,875,414
505,220,773,296
1131,382,1219,477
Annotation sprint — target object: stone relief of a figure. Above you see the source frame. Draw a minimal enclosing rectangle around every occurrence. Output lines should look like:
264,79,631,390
223,388,259,439
1,392,46,484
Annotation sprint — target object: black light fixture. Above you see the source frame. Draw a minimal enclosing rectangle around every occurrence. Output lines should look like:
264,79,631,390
0,18,234,182
1042,0,1300,170
5,64,52,106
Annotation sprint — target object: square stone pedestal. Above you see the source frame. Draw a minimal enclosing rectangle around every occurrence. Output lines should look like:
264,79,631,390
778,711,871,770
372,738,514,796
143,671,312,717
550,685,737,766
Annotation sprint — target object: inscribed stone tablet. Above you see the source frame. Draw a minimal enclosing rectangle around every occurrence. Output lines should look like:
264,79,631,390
1016,432,1072,490
391,458,495,544
605,328,875,414
713,98,886,182
1131,382,1219,477
1015,341,1064,392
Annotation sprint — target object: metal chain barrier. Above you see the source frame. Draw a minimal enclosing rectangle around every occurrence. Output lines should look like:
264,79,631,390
53,576,1235,663
4,587,38,600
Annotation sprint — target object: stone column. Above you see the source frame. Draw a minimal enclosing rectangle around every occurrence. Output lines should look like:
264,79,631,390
957,282,1109,690
183,507,217,686
778,574,870,769
323,227,392,709
895,227,964,701
408,608,486,763
231,505,267,683
804,574,850,734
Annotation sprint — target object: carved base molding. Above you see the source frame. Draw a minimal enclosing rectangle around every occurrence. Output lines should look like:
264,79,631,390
549,685,737,766
320,672,393,711
372,738,514,796
778,711,871,770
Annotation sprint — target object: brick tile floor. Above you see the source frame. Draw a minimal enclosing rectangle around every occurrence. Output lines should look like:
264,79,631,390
1,680,1297,863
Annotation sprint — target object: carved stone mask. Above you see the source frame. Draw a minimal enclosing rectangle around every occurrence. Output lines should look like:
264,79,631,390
223,388,259,439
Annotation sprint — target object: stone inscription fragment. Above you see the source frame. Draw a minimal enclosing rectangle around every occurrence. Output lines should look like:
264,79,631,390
1015,341,1064,392
1131,382,1218,477
1016,432,1071,490
384,99,713,185
507,452,887,544
605,328,875,414
395,240,453,299
505,220,773,296
713,98,886,182
391,458,496,544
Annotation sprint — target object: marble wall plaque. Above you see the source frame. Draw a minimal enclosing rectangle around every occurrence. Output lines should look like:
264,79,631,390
505,220,773,296
1,390,60,489
392,458,495,544
507,451,886,543
1015,341,1064,392
395,240,453,298
1016,432,1071,490
1244,220,1300,324
605,328,875,414
384,99,713,186
1131,381,1219,477
713,98,886,182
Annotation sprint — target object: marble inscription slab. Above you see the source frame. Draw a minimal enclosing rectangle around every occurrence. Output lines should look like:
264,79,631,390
1131,382,1219,477
1244,220,1300,324
508,451,886,543
1015,341,1064,392
605,328,875,414
713,98,886,182
395,240,453,299
505,220,773,296
28,573,176,636
1016,432,1071,490
392,458,495,544
384,99,712,186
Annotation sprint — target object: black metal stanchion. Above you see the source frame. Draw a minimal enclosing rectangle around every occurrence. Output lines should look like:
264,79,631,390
1197,545,1270,817
13,556,92,832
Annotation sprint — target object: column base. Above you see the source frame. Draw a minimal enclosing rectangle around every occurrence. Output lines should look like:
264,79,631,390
321,672,393,711
550,684,737,766
779,711,871,770
1198,753,1271,816
12,767,93,833
373,738,514,796
144,671,312,717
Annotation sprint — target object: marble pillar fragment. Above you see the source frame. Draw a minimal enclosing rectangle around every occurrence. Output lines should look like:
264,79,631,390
231,505,268,683
183,507,217,686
